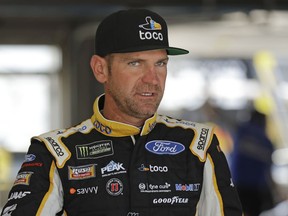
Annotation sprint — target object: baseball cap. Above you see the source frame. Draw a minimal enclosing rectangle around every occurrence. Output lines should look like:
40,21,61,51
95,9,189,56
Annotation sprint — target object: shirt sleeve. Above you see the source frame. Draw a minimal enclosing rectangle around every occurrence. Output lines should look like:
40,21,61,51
0,139,64,216
197,134,243,216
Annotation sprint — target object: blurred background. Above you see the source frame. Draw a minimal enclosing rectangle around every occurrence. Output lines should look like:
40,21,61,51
0,0,288,215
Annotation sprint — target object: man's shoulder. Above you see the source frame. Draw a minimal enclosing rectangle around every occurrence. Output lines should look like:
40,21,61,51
36,119,93,138
157,114,214,131
31,119,94,168
157,115,215,161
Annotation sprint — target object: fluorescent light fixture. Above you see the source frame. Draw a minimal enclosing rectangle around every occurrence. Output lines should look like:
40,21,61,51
0,45,62,73
160,68,207,111
0,76,50,152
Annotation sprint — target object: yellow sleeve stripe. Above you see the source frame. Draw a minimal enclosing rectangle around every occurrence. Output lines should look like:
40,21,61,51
208,154,224,216
197,154,224,216
36,161,63,215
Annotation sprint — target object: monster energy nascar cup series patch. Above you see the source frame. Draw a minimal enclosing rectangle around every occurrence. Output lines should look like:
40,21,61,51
76,140,114,159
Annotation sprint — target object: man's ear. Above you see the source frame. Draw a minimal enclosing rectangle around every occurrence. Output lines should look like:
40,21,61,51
90,55,108,83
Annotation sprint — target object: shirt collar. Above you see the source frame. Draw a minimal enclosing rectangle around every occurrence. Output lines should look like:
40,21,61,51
91,94,157,137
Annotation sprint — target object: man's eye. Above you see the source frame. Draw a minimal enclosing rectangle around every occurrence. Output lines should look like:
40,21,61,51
128,61,140,66
156,61,167,67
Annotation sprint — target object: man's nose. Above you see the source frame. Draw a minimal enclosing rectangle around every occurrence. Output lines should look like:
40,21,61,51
141,66,159,85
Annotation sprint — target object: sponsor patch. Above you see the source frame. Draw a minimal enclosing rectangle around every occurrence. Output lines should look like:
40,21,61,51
24,154,36,163
139,16,162,30
37,133,71,168
139,182,171,193
76,140,114,159
152,196,189,205
44,137,65,157
138,17,163,41
197,128,209,150
93,120,112,134
14,172,33,186
74,125,88,133
175,183,200,192
21,162,43,168
190,124,213,161
101,160,126,177
68,164,96,180
106,178,123,196
145,140,185,155
8,191,31,201
2,204,17,216
138,164,168,173
70,186,98,195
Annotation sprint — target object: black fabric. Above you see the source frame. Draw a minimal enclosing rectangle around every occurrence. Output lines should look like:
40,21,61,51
95,9,189,56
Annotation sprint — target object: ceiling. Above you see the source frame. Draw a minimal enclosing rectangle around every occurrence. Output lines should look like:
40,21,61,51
0,0,288,58
0,0,287,21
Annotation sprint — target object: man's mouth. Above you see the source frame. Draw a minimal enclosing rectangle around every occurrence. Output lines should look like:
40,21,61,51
141,92,153,96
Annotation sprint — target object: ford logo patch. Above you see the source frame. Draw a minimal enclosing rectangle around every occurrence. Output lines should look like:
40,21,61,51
24,154,36,162
145,140,185,155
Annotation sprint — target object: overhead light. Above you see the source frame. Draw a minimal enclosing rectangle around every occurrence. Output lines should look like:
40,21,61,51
0,45,62,73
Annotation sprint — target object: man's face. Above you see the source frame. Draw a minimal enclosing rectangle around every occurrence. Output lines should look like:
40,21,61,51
104,49,168,121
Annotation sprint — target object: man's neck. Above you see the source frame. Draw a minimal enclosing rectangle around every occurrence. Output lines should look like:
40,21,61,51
102,106,145,128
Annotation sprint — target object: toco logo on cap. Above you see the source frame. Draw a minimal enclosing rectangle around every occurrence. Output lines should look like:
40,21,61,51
139,16,163,41
95,9,189,57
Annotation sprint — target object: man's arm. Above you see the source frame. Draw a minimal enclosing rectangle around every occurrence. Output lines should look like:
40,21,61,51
1,140,63,216
197,135,243,216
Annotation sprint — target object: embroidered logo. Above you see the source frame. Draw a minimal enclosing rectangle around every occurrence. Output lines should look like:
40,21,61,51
138,16,163,41
106,178,123,196
139,16,162,30
68,164,96,180
76,140,114,159
14,172,33,186
145,140,185,155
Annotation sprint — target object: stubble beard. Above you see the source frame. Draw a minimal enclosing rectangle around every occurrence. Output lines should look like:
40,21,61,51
108,84,163,120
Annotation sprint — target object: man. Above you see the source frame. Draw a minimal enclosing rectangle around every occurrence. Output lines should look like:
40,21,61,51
1,9,242,216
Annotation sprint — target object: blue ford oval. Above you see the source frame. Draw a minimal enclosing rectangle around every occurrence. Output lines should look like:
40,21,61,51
24,154,36,162
145,140,185,155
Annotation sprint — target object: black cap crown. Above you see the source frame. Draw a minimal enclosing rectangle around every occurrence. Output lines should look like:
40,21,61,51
95,9,189,57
